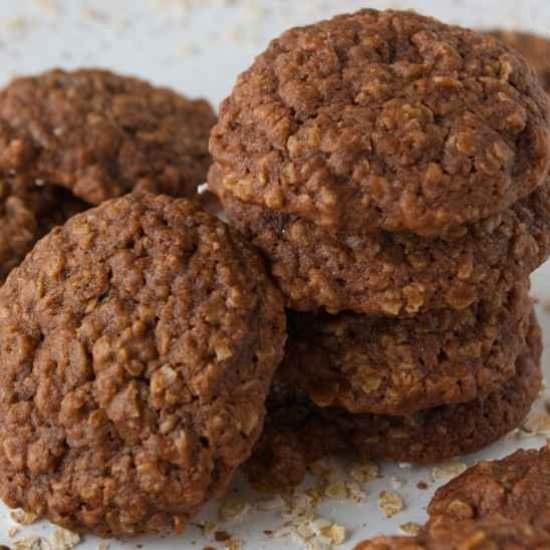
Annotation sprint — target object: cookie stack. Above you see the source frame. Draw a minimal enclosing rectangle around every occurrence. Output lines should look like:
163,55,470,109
208,9,550,487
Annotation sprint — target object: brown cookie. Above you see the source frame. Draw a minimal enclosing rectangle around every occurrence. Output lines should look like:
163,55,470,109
0,193,286,536
246,314,541,490
0,69,216,205
0,177,87,282
354,519,550,549
428,442,550,531
489,30,550,92
209,9,550,236
218,176,550,315
280,282,532,415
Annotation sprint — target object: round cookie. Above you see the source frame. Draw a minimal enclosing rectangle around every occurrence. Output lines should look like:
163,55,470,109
354,520,550,550
209,9,550,236
281,282,532,415
488,30,550,92
0,193,286,536
0,69,216,205
246,315,541,490
0,177,87,282
218,176,550,315
428,442,550,530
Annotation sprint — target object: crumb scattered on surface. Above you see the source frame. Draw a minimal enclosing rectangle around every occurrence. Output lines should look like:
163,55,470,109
400,522,422,535
350,462,379,483
431,462,468,482
378,491,405,518
10,511,39,526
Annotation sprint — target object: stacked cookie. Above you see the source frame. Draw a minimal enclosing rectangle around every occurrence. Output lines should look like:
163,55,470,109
208,9,550,487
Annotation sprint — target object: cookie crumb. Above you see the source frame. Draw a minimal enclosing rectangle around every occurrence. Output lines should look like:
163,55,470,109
522,412,550,435
10,510,39,526
51,527,81,549
378,490,405,518
417,480,429,490
432,462,467,482
400,522,422,535
350,461,379,483
390,476,406,489
324,481,348,500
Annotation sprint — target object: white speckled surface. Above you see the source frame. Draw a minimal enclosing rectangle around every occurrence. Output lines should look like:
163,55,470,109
0,1,549,549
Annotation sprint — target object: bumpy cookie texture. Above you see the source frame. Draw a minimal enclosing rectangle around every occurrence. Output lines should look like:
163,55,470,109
0,193,286,536
210,9,550,235
281,282,532,415
246,315,541,490
219,175,550,315
0,69,216,204
354,520,550,549
428,442,550,531
0,177,87,282
489,30,550,92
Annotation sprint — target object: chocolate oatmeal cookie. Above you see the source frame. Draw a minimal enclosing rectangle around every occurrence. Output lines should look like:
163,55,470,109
280,282,532,415
209,9,550,236
0,193,286,536
0,69,216,205
428,442,550,530
489,30,550,92
354,520,550,549
0,177,87,282
246,315,541,490
219,176,550,315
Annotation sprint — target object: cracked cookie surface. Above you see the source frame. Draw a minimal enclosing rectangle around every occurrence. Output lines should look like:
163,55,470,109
210,9,550,235
0,192,286,536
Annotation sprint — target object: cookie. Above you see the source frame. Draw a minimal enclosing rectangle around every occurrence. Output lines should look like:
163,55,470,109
218,176,550,315
209,9,550,236
354,520,550,549
489,30,550,92
0,69,216,205
246,314,541,490
428,442,550,531
280,282,532,415
0,193,286,536
0,177,87,282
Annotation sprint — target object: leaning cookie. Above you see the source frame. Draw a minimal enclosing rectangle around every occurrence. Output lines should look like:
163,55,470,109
0,177,87,282
280,281,532,415
0,69,216,205
246,315,541,490
218,177,550,315
353,519,550,549
428,442,550,531
0,193,286,536
488,30,550,92
210,9,550,236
